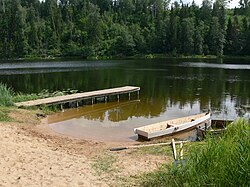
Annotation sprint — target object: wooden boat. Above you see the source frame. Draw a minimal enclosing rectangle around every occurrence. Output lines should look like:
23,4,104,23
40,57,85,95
134,113,211,140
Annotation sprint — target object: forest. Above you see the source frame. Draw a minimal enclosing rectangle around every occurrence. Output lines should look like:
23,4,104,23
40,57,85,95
0,0,250,59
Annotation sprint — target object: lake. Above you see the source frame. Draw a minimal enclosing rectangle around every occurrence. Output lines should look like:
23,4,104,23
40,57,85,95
0,58,249,141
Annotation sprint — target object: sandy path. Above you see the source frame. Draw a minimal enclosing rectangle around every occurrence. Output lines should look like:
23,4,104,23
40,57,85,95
0,123,106,187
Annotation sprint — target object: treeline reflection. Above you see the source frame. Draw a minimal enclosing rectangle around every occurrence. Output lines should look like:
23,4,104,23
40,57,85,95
1,60,249,121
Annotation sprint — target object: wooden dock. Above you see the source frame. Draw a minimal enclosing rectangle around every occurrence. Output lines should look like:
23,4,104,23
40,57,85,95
15,86,140,107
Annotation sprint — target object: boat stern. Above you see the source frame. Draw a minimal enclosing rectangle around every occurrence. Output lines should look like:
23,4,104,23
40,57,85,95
134,128,149,139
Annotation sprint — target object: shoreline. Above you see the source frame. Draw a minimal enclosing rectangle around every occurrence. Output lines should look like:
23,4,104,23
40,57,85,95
0,108,169,186
43,116,139,143
1,54,250,63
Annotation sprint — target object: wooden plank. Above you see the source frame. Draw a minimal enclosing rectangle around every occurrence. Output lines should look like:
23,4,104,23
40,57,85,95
15,86,140,107
180,142,183,160
171,139,177,160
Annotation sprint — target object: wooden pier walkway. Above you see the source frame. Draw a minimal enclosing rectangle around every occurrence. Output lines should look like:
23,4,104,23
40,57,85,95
15,86,140,107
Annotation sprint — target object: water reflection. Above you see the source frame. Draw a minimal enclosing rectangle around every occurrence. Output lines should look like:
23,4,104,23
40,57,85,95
179,62,250,70
0,61,116,75
0,59,249,141
48,95,243,141
48,99,204,141
48,100,141,124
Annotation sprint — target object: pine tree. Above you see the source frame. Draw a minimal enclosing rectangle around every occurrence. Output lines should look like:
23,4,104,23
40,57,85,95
225,17,241,55
8,0,28,57
169,8,179,55
208,17,225,56
200,0,212,24
0,0,8,58
241,16,250,54
181,18,194,55
194,22,205,55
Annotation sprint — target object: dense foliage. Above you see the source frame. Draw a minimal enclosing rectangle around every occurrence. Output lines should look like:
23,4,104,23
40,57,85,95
141,119,250,186
0,0,250,59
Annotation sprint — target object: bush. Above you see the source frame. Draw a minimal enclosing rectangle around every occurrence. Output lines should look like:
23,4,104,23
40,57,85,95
141,119,250,187
0,83,13,106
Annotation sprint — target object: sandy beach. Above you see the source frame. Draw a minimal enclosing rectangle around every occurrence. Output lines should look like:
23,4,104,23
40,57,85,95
0,109,168,187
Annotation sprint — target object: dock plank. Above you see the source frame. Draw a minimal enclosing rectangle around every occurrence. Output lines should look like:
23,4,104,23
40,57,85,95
15,86,140,107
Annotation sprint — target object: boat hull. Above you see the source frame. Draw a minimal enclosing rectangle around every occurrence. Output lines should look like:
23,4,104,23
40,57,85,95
134,113,211,140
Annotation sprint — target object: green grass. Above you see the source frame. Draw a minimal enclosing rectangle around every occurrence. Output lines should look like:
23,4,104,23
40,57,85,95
0,107,12,121
0,83,80,121
0,83,14,107
12,89,72,114
39,105,60,115
12,93,40,103
0,83,41,105
140,119,250,187
132,143,173,157
92,154,117,175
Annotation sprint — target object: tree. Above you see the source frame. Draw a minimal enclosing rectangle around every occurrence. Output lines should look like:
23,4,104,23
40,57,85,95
0,0,8,58
169,8,180,55
208,17,225,56
26,5,40,55
241,17,250,54
225,17,241,55
239,0,249,15
0,0,249,59
42,0,62,56
212,0,226,28
181,18,195,55
194,21,205,55
91,0,111,13
109,24,135,56
200,0,212,24
8,0,28,57
130,24,146,53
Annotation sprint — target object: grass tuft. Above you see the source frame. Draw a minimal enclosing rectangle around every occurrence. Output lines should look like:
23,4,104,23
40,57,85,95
0,83,14,107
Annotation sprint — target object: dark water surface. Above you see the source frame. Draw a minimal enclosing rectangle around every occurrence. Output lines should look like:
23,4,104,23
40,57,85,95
1,59,249,141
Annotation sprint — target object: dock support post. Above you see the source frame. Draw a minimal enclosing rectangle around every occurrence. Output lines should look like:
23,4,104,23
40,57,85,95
60,104,64,112
117,94,120,102
105,96,107,103
76,101,79,108
92,98,94,105
128,92,131,100
137,91,140,100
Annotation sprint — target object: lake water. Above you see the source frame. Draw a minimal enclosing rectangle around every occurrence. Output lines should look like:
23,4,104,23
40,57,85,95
0,59,249,141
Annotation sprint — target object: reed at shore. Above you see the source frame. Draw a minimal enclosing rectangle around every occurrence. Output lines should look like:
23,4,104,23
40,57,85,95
140,119,250,187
